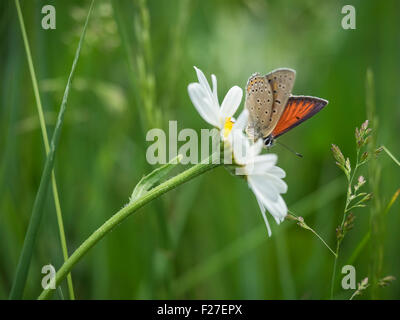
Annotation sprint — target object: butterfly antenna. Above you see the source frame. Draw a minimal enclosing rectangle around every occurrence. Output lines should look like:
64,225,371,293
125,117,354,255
276,141,303,158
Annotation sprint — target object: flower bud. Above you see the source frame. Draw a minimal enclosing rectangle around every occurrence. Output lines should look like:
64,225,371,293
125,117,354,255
361,151,369,162
375,146,383,156
331,144,345,166
361,120,369,131
345,158,351,172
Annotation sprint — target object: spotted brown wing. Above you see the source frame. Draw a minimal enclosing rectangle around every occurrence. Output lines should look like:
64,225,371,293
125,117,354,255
245,73,274,140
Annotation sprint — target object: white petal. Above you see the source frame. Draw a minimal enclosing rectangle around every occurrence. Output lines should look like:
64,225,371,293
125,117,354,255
245,154,277,170
188,83,220,128
249,181,281,221
267,166,286,179
232,109,248,132
248,139,264,158
211,74,219,105
265,196,287,224
194,66,213,97
268,196,288,223
248,174,279,202
247,162,276,176
264,198,287,224
249,175,287,222
232,130,250,165
248,164,288,193
255,196,272,236
193,67,220,116
252,153,277,164
220,86,243,123
263,173,288,193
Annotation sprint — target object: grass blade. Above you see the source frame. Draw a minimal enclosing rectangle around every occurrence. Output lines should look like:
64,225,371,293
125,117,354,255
9,0,94,299
382,146,400,167
14,0,75,299
366,68,383,298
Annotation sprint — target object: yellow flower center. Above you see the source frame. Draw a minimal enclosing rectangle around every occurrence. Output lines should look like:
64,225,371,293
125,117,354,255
223,117,234,139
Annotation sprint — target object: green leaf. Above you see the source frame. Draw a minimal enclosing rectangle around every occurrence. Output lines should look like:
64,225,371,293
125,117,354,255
129,154,183,204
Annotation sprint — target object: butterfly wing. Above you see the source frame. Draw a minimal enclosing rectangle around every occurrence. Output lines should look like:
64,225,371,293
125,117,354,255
262,68,296,137
272,95,328,138
245,73,274,140
245,68,296,139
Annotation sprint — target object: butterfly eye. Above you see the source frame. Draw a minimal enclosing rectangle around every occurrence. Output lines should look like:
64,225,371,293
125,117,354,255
263,136,273,147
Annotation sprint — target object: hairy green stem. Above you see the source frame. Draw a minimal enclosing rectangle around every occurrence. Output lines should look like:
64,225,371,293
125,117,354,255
38,159,220,299
14,0,75,299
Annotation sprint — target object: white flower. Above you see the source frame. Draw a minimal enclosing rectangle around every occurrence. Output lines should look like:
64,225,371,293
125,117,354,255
231,110,288,236
188,66,243,130
187,67,287,236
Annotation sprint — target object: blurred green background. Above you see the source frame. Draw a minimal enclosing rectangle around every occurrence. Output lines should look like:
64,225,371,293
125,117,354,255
1,0,399,299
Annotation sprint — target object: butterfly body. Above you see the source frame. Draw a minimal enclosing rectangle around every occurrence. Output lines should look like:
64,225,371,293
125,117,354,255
245,68,328,147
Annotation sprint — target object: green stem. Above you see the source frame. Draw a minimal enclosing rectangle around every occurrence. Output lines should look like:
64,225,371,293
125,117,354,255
349,290,357,300
14,0,75,299
38,159,220,300
330,241,340,299
307,228,337,257
287,212,336,257
330,149,361,299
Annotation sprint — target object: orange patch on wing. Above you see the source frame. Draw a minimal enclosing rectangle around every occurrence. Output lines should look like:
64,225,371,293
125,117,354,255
272,96,327,138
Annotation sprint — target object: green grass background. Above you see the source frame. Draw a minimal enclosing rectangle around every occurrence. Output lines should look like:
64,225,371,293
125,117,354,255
0,0,399,299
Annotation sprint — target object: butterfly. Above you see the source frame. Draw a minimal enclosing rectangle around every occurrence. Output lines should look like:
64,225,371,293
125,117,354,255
245,68,328,147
